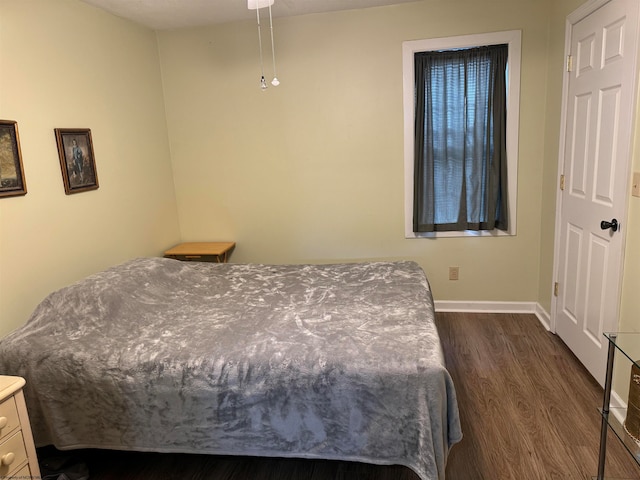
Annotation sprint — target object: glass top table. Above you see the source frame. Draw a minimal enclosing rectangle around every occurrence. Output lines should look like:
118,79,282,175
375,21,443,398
604,332,640,370
597,333,640,479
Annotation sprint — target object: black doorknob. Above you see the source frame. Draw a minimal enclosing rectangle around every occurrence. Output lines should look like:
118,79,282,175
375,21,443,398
600,219,619,232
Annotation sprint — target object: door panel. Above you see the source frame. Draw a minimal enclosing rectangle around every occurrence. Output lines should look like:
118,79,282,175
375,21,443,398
576,34,595,75
563,224,583,323
584,234,607,343
570,94,590,196
594,86,620,205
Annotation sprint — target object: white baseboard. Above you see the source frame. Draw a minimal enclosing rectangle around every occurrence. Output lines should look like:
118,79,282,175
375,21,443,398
434,300,552,331
611,390,627,425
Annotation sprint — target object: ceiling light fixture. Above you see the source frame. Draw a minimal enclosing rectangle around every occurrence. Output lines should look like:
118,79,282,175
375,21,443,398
248,0,279,90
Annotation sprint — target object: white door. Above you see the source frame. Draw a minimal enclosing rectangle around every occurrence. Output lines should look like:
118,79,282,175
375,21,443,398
554,0,639,386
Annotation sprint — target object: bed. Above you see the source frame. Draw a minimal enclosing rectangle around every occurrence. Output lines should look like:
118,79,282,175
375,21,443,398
0,257,462,480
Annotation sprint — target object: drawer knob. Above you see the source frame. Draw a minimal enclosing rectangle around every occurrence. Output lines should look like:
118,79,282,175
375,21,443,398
0,452,14,466
0,417,7,429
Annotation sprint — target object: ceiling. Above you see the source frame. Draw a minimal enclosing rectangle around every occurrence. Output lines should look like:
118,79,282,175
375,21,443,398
80,0,419,30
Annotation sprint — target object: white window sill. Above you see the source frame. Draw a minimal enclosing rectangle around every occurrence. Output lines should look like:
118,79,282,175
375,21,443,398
405,229,515,239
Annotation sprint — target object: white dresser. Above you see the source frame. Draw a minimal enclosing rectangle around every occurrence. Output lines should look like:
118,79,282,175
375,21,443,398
0,376,40,479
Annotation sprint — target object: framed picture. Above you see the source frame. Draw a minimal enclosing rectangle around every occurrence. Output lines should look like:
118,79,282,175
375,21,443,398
54,128,99,195
0,120,27,198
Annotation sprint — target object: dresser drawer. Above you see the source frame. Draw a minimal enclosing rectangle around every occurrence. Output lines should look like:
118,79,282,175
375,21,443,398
6,463,29,479
0,431,27,477
168,254,221,262
0,397,19,441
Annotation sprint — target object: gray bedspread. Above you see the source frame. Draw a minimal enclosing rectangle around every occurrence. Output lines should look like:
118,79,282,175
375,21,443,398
0,257,461,480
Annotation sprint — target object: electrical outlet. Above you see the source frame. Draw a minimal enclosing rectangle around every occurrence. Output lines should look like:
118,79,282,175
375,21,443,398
449,266,459,281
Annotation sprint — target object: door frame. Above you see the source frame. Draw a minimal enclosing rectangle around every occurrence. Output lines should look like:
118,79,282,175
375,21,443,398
550,0,639,334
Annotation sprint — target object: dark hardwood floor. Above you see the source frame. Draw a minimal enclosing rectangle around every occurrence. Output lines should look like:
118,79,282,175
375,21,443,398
438,312,640,480
37,313,640,479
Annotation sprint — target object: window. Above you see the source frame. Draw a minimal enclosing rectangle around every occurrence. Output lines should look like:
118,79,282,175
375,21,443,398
403,31,521,237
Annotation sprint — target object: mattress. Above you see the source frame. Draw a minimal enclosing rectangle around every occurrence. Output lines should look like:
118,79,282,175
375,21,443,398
0,257,462,480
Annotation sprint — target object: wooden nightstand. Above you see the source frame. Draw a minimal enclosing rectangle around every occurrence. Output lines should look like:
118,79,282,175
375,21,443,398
164,242,236,263
0,376,41,479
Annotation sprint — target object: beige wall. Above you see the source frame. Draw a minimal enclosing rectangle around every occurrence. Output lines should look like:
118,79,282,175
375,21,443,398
3,0,624,338
613,77,640,401
0,0,181,336
158,0,556,304
619,86,640,333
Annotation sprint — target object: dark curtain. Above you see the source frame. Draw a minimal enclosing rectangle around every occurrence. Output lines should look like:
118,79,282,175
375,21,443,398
413,44,508,232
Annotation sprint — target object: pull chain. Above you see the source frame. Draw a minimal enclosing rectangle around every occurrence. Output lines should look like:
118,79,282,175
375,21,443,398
268,2,279,86
256,7,267,90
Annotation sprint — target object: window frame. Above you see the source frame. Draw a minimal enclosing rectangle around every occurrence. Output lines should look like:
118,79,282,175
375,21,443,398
402,30,521,238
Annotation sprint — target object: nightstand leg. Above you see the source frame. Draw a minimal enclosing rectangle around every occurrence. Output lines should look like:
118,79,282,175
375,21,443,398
597,336,617,480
